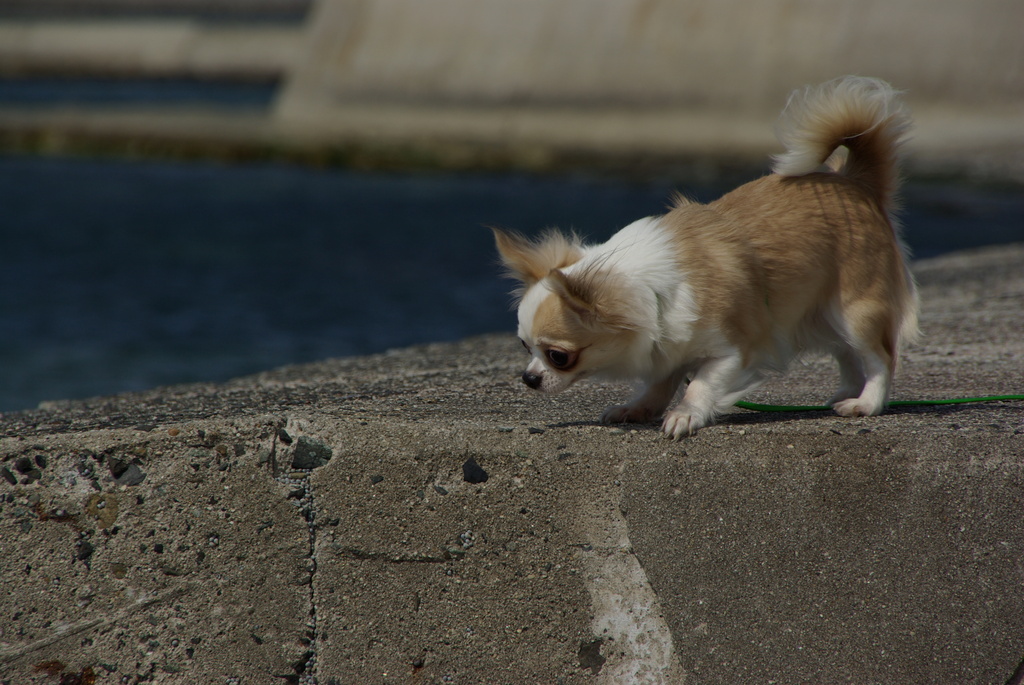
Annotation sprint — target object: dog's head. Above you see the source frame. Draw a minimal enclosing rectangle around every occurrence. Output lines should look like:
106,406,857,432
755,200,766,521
492,228,642,393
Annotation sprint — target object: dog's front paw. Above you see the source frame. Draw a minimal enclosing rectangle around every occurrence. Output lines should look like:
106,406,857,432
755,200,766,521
662,407,712,439
601,404,659,424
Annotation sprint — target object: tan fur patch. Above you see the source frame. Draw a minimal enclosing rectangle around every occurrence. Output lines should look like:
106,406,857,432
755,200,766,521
547,268,640,332
492,228,583,298
663,172,916,367
531,289,597,351
529,285,641,376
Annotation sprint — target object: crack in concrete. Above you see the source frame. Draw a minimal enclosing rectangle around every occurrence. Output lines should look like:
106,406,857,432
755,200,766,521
302,471,320,684
269,422,321,685
273,464,319,684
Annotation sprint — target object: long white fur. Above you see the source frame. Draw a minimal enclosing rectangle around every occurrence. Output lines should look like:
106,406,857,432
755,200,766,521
562,218,698,374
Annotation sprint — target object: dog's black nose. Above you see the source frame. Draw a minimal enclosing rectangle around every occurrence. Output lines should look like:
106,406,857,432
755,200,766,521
521,371,543,390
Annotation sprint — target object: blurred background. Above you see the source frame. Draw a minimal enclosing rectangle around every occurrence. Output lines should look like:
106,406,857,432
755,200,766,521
1,0,1022,413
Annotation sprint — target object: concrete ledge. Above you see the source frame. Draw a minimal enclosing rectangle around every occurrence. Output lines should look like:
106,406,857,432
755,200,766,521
1,244,1023,683
2,101,1023,181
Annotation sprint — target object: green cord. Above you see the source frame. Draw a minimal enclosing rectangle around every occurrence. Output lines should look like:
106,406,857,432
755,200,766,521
734,395,1024,413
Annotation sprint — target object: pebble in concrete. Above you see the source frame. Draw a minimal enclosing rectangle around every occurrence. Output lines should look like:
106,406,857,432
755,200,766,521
462,456,489,484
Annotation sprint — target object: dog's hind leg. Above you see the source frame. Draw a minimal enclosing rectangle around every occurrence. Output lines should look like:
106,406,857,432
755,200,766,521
829,297,899,417
830,325,893,417
828,346,867,406
832,348,890,416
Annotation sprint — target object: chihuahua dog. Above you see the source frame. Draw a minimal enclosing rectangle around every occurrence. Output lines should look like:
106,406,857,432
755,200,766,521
493,76,919,439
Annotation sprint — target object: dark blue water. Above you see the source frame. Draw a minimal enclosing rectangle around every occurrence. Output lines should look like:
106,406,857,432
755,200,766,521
1,154,1021,413
0,78,277,108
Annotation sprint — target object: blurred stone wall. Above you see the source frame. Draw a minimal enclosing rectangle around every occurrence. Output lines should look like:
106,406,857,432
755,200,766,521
278,0,1024,118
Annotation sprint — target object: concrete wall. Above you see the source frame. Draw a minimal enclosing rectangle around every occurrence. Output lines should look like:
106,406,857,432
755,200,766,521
0,0,1020,174
0,20,301,80
0,0,309,16
278,0,1024,118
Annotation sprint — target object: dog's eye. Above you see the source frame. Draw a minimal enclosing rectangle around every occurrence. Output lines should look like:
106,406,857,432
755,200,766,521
546,349,572,369
520,339,531,353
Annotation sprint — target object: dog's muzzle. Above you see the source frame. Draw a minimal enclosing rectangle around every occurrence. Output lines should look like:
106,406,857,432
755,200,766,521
521,370,543,390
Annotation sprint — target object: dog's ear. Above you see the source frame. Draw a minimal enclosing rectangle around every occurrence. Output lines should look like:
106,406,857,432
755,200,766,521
547,267,639,332
491,228,583,292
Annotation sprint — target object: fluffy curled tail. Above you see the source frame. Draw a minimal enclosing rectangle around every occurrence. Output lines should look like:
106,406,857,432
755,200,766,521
771,76,910,211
